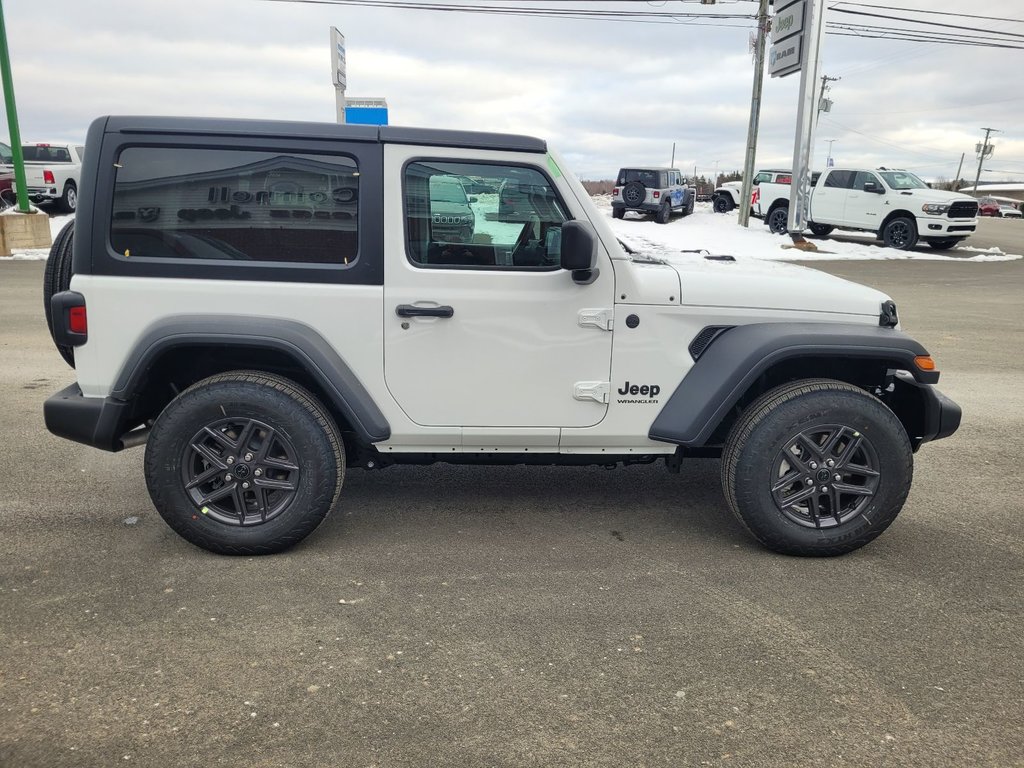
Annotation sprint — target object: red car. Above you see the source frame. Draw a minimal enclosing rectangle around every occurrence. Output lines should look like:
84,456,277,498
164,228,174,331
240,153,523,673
978,197,1001,216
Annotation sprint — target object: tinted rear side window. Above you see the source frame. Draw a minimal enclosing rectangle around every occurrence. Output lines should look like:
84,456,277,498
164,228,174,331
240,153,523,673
824,171,855,189
110,147,358,265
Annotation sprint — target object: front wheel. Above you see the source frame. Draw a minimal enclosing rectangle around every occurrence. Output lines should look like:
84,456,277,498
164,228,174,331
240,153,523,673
881,216,918,250
714,195,733,213
722,379,912,556
144,371,345,555
767,206,789,234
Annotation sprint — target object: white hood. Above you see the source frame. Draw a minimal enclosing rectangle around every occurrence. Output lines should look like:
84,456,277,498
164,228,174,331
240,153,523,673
663,254,890,319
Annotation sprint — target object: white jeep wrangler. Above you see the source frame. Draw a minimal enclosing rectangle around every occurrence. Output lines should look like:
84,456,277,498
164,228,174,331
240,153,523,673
44,116,960,557
612,167,695,223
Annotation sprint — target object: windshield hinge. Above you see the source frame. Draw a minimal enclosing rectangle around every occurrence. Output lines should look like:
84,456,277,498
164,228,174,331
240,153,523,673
574,381,610,404
578,308,614,331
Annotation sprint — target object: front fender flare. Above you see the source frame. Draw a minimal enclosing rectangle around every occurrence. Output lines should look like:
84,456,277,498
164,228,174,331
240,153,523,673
649,322,936,447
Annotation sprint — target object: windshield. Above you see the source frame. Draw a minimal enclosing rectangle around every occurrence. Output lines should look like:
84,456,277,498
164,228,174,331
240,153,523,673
878,170,928,190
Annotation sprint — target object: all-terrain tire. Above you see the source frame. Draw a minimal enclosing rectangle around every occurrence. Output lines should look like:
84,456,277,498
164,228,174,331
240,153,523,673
881,216,918,250
809,223,834,237
144,371,345,555
43,219,76,368
656,202,671,224
713,195,734,213
767,206,789,235
622,181,646,207
612,207,625,219
721,379,913,557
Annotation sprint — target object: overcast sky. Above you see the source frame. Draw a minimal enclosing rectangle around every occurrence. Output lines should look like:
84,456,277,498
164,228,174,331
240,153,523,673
2,0,1022,182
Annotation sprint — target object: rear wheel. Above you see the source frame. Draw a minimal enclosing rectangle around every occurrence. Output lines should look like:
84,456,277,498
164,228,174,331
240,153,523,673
767,206,789,234
926,238,960,250
656,202,671,224
808,223,834,237
43,220,76,368
612,207,625,220
144,371,345,555
881,216,918,250
722,379,912,556
59,182,77,213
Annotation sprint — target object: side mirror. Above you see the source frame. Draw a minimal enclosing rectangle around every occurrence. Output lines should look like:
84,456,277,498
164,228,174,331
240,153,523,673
864,181,884,194
468,196,478,204
560,221,598,284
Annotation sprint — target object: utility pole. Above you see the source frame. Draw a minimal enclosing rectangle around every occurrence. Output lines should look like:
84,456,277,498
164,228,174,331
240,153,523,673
738,0,770,227
953,152,965,191
971,128,999,197
817,74,840,122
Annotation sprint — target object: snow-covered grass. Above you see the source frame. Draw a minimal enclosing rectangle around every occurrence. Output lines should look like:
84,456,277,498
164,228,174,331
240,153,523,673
594,196,1023,263
0,213,73,261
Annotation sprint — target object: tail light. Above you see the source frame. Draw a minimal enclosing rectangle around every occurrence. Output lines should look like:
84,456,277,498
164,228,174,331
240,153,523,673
613,187,619,196
653,191,660,199
751,187,760,205
69,306,88,334
43,170,55,185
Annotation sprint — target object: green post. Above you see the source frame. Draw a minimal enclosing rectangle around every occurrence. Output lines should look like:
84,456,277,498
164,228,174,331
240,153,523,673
0,0,31,213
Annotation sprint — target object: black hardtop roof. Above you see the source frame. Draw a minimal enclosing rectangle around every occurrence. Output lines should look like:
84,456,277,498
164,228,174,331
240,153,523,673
98,116,546,154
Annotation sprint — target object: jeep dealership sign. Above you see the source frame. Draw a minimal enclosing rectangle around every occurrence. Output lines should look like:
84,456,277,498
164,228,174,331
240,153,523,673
769,0,805,78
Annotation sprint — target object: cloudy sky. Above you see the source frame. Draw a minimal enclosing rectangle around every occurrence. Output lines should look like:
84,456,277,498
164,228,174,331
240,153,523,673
2,0,1022,183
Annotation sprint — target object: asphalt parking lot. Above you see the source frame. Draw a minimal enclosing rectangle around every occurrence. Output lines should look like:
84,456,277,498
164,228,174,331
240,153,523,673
1,257,1022,767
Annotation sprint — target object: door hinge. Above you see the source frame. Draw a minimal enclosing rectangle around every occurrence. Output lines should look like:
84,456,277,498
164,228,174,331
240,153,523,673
574,381,610,404
578,308,614,331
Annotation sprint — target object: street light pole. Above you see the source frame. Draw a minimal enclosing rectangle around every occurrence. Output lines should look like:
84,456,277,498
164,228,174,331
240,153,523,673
0,0,31,213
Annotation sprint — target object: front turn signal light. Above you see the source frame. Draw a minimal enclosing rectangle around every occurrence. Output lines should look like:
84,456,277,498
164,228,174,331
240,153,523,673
914,355,936,371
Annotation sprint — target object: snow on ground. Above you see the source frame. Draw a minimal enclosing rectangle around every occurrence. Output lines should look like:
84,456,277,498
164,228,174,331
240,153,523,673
0,214,73,261
593,196,1023,263
3,202,1020,264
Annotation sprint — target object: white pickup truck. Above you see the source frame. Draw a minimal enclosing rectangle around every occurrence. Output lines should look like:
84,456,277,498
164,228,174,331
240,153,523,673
6,142,85,213
753,167,979,250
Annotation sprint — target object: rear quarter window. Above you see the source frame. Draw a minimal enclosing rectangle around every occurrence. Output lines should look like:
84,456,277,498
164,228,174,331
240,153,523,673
109,146,359,265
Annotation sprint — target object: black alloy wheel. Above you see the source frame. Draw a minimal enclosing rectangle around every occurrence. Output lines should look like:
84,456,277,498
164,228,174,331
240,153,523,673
768,207,789,234
882,216,918,250
769,425,880,529
713,196,733,213
181,417,301,527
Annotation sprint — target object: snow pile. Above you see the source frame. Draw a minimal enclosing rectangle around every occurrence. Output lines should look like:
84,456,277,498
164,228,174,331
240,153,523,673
595,197,1023,263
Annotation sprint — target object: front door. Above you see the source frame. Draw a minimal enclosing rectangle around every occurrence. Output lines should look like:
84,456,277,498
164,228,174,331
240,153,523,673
845,171,886,230
383,147,615,428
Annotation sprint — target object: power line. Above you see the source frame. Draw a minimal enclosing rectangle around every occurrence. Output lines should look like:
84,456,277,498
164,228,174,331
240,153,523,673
829,7,1024,41
829,3,1024,26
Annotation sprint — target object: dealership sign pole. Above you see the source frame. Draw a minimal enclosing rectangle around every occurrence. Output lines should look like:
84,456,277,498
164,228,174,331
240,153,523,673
331,27,347,124
0,0,31,213
770,0,827,243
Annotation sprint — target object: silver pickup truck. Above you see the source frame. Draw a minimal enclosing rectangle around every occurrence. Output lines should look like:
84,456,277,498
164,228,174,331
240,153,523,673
4,142,84,213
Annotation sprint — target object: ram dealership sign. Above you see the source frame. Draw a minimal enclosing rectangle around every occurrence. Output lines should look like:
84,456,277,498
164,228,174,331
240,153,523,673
769,0,805,78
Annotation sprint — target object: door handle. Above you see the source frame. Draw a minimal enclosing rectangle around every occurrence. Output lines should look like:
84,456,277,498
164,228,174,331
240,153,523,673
395,304,455,318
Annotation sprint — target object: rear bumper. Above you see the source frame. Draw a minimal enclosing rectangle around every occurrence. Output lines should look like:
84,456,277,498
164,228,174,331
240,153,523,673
612,201,662,213
44,383,133,452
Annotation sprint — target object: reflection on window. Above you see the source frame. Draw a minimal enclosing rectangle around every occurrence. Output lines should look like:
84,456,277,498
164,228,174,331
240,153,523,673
110,147,358,265
405,161,567,270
